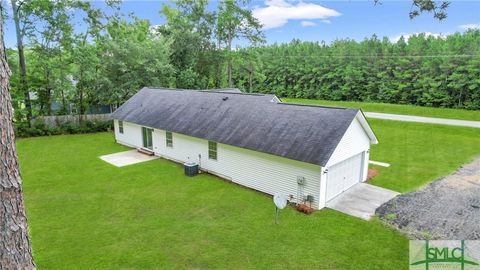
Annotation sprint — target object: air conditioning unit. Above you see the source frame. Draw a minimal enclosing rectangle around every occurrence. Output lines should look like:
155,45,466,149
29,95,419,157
184,162,199,177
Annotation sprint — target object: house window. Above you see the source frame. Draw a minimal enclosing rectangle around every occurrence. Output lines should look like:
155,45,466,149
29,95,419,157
166,132,173,147
208,141,217,160
118,120,124,134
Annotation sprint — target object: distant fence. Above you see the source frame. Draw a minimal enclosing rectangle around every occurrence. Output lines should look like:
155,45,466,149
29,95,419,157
31,113,112,127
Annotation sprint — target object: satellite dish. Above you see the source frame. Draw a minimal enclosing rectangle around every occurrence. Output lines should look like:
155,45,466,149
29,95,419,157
273,193,287,209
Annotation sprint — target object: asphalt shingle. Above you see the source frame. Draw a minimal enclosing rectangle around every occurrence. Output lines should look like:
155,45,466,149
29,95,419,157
112,87,358,166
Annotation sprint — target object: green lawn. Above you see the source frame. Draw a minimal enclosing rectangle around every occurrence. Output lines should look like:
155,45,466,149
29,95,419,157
17,118,480,268
368,119,480,192
19,133,408,269
282,98,480,121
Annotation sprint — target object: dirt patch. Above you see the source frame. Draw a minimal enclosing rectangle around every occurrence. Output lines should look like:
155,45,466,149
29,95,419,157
367,168,379,180
376,157,480,240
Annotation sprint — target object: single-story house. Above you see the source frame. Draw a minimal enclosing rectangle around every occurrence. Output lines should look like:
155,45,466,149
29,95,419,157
111,87,378,210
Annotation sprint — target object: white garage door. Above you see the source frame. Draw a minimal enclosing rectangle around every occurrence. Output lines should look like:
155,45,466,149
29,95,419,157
326,152,364,202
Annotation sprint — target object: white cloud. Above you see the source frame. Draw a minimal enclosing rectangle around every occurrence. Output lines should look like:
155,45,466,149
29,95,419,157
264,0,291,7
300,21,316,27
390,32,447,43
253,0,341,30
321,19,331,24
459,23,480,30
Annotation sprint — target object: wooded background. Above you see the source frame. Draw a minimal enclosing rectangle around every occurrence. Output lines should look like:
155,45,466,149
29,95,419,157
232,34,480,110
6,0,479,132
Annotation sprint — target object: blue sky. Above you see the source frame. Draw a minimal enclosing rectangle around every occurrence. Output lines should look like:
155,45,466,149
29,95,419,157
3,0,480,48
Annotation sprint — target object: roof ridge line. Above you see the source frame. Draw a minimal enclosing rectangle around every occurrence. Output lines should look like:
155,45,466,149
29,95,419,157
199,91,270,97
278,102,353,110
145,87,185,91
144,87,272,97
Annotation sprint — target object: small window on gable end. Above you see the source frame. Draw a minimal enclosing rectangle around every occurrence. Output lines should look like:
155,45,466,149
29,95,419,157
166,132,173,147
208,141,217,160
118,120,124,134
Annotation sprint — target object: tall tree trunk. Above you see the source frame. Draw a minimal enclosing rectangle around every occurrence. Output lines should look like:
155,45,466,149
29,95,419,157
45,67,51,116
248,61,253,93
0,9,36,269
60,89,66,114
78,82,84,123
227,61,233,87
59,54,66,113
227,32,233,88
11,0,32,126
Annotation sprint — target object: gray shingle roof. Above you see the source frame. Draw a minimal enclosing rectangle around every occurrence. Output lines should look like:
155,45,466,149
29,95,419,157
112,87,359,166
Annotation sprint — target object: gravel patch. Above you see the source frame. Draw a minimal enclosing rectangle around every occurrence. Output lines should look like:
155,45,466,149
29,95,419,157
376,157,480,240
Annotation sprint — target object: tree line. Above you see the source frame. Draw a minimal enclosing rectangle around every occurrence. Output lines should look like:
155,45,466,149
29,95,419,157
233,32,480,110
6,0,479,131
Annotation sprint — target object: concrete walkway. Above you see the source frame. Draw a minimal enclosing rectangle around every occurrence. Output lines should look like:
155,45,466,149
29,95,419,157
100,150,158,167
364,112,480,128
326,183,400,220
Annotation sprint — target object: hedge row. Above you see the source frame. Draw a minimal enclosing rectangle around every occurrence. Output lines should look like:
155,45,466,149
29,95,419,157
15,120,113,138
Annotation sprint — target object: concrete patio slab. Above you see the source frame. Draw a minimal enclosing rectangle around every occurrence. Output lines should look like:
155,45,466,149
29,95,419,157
326,183,400,220
100,150,158,167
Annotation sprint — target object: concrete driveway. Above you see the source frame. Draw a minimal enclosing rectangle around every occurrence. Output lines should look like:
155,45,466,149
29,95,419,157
364,112,480,128
326,183,399,220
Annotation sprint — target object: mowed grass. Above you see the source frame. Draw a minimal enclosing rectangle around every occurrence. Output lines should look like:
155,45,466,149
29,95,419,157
17,118,480,269
368,119,480,192
18,133,408,269
283,98,480,121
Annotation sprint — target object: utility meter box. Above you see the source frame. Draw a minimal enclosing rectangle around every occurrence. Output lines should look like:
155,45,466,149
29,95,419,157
297,176,305,185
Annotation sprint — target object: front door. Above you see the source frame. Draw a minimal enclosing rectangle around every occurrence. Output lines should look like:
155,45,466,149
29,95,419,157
142,127,153,150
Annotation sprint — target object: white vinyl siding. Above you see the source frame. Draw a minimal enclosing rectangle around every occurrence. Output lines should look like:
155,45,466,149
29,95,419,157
113,117,374,210
326,114,370,182
117,121,322,209
216,144,321,208
114,120,142,148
